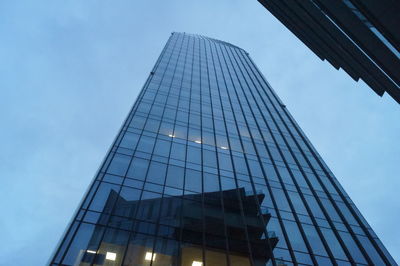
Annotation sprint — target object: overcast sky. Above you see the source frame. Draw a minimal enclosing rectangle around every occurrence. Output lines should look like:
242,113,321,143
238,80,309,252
0,1,399,265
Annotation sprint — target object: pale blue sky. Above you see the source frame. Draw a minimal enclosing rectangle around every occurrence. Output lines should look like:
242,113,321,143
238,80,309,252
0,1,399,265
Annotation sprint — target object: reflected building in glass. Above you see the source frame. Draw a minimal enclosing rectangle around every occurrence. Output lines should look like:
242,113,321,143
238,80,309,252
50,33,396,265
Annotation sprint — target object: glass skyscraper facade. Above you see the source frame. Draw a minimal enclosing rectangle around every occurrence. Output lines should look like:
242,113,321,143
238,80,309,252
50,32,396,266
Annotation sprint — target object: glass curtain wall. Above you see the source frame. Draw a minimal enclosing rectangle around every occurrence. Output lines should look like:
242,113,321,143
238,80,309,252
50,32,396,266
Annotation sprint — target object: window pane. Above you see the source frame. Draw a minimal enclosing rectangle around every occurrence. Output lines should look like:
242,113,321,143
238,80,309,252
62,223,105,265
187,146,201,164
203,149,217,168
170,142,186,161
107,154,131,176
153,139,171,157
203,173,219,192
127,157,149,181
89,182,120,213
166,165,184,189
287,191,308,215
302,224,328,256
356,235,385,265
119,132,140,150
339,231,367,264
123,234,155,265
283,220,308,253
185,169,202,193
97,228,129,265
320,228,348,260
114,187,141,218
146,161,167,185
271,188,291,212
218,153,233,172
136,136,156,152
233,156,248,175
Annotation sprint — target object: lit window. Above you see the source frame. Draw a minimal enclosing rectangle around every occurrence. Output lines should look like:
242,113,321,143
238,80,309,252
168,134,175,138
220,146,228,150
106,252,117,261
192,261,203,266
145,252,156,261
86,250,96,254
194,140,202,144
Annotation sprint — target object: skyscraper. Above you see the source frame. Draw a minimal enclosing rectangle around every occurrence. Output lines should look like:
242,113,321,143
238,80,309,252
50,33,396,265
257,0,400,104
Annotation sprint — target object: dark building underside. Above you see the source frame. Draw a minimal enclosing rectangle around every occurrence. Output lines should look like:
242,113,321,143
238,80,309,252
258,0,400,103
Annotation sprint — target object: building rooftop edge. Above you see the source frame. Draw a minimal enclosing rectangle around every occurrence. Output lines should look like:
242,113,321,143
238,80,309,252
171,32,248,53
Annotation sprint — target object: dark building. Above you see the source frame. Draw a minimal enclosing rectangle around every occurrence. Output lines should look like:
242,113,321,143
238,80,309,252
50,33,396,265
257,0,400,104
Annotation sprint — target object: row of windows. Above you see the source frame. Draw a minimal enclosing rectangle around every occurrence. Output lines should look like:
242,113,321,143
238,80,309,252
63,172,368,266
125,114,338,196
163,33,378,262
104,149,359,230
98,163,368,240
156,45,294,125
57,175,372,266
139,89,288,134
120,127,335,194
201,34,389,265
156,34,385,264
52,33,390,266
